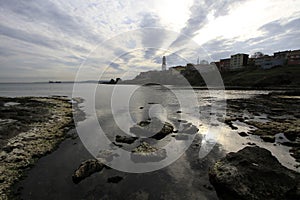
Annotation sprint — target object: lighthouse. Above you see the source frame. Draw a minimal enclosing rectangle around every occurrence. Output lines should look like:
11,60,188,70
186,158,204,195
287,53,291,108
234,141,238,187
162,56,166,71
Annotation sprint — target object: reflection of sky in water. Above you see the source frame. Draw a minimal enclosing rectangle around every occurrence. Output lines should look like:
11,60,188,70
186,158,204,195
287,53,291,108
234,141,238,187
73,84,298,172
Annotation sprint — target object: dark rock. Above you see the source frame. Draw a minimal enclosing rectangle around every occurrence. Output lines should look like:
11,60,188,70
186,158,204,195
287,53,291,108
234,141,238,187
176,111,182,113
177,119,187,123
112,141,123,148
115,135,137,144
130,118,174,140
139,107,144,109
261,135,275,143
107,176,123,183
209,146,300,200
72,159,105,184
180,124,199,135
238,132,248,137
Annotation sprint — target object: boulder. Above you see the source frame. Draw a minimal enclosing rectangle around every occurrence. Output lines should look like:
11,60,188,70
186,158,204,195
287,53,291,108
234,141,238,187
209,146,300,200
72,159,105,184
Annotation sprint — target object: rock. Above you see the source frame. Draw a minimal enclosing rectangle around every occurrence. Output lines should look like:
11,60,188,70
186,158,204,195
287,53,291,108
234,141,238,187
290,147,300,162
130,118,174,140
209,146,300,200
115,135,137,144
139,107,144,109
176,111,182,113
261,135,275,143
238,132,248,137
180,124,199,135
174,134,189,140
72,159,105,184
246,142,256,146
112,142,123,148
107,176,123,183
131,142,167,163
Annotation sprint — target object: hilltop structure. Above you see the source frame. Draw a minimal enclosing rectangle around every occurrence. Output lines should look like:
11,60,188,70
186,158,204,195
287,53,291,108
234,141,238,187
162,56,167,71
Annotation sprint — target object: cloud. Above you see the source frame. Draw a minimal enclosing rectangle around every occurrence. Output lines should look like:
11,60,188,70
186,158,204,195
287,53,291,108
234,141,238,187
0,24,60,49
170,0,248,47
0,0,299,82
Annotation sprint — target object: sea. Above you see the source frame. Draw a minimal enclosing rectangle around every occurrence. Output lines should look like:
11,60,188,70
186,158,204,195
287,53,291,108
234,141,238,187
1,83,298,199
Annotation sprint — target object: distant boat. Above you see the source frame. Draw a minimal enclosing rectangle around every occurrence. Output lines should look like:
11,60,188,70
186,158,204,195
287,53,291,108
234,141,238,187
49,81,62,83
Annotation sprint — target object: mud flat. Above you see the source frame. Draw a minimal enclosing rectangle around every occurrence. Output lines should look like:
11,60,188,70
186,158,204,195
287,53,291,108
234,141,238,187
0,96,80,199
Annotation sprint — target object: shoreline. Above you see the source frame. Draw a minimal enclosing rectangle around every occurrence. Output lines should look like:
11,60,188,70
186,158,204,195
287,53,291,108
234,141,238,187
0,89,299,199
0,96,82,199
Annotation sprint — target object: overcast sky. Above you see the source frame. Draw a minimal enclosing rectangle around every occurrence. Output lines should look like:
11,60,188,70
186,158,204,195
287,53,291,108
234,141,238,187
0,0,300,82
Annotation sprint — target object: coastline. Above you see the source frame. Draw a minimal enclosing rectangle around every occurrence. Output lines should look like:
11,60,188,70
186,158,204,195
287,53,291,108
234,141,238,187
0,88,299,199
0,96,82,199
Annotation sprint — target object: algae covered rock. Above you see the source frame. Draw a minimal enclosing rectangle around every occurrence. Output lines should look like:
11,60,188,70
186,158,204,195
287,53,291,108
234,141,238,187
72,159,105,184
131,142,167,163
209,146,300,200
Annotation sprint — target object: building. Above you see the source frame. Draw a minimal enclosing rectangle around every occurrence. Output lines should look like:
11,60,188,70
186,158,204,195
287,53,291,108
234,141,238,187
162,56,167,71
230,53,249,70
247,58,256,66
287,49,300,65
255,55,271,67
274,50,291,59
255,55,285,69
219,58,231,71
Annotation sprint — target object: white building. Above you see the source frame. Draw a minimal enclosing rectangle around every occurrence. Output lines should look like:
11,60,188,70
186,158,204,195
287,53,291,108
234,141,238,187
230,53,249,70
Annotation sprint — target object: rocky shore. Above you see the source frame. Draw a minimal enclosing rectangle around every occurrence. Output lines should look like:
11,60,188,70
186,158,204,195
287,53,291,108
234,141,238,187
0,96,80,199
2,90,299,199
209,146,300,200
224,91,300,165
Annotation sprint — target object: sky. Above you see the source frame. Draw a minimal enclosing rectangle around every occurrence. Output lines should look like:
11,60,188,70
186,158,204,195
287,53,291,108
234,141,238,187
0,0,300,82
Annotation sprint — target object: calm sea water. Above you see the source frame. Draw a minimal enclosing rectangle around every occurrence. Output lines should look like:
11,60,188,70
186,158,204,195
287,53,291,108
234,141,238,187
2,83,298,199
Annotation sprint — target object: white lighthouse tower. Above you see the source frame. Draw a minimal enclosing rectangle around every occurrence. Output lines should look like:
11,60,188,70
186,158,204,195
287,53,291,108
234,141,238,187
162,56,167,71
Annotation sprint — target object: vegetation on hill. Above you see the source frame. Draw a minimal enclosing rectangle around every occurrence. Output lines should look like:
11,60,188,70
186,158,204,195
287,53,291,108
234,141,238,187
122,65,300,89
220,65,300,88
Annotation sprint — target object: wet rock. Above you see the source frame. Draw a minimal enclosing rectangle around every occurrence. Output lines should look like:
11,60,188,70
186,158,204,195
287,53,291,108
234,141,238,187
72,159,105,184
224,118,238,130
174,134,189,140
112,142,123,148
209,146,300,200
238,132,248,137
130,118,174,140
261,135,275,143
115,135,137,144
290,147,300,163
107,176,123,183
180,124,199,135
131,142,167,163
